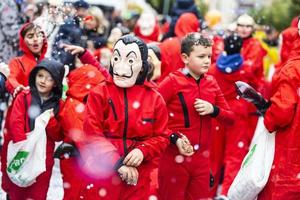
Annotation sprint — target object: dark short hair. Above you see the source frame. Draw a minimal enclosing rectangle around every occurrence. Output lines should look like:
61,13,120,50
20,23,42,38
181,32,212,55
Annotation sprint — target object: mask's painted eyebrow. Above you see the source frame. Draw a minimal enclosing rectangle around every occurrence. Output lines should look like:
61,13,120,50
113,49,121,56
126,51,137,58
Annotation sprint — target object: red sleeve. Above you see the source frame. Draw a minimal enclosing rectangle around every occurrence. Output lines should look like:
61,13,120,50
212,79,234,125
9,92,27,142
79,50,109,78
158,75,176,104
136,93,170,160
264,79,297,132
6,59,21,94
82,87,121,168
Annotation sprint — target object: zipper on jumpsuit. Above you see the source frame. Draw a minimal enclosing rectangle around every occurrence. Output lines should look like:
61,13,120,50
123,88,129,155
196,78,202,150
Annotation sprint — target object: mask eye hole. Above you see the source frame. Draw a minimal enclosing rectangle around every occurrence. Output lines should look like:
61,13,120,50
128,58,134,64
112,55,120,62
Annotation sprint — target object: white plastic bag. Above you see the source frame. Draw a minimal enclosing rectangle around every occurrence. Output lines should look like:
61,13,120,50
228,117,275,200
6,109,52,187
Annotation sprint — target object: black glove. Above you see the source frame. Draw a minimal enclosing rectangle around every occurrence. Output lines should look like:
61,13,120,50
53,142,79,159
235,81,270,116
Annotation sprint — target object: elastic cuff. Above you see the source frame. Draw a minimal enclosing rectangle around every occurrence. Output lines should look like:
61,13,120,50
113,157,124,171
170,133,180,145
210,105,220,117
136,145,147,159
78,49,87,58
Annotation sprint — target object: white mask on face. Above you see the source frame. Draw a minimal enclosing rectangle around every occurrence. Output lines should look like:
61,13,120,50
111,40,143,88
137,13,156,36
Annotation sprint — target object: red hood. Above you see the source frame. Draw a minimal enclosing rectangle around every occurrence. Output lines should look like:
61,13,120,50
175,13,199,37
280,27,299,64
290,16,299,27
67,65,105,101
19,23,48,60
134,21,160,43
289,36,300,60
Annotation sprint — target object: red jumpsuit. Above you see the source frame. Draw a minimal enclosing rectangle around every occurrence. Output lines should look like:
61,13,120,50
81,76,169,200
258,36,300,200
209,61,252,196
59,65,105,199
158,69,233,200
2,91,63,199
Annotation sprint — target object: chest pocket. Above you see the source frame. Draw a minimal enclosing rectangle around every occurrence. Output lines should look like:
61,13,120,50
108,98,118,120
177,92,190,128
137,112,155,136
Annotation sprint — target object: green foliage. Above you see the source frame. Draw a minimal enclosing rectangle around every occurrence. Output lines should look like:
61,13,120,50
250,0,300,31
195,0,209,17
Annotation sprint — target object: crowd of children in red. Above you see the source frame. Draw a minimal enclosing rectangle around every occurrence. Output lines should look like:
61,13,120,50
0,0,299,200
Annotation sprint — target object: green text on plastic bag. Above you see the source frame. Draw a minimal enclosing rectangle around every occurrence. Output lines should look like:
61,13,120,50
242,144,257,168
7,151,29,173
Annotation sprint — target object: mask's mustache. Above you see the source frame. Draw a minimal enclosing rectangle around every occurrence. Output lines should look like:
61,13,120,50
112,65,134,78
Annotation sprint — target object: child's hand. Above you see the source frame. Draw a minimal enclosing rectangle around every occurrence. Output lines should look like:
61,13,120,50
176,137,194,157
194,98,214,115
61,43,85,55
123,148,144,167
13,85,29,98
118,165,139,185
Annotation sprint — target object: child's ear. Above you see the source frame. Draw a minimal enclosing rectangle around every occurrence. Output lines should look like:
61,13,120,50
181,53,189,65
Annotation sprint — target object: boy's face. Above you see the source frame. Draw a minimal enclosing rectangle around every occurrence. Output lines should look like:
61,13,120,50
24,28,44,55
35,69,56,97
182,45,212,76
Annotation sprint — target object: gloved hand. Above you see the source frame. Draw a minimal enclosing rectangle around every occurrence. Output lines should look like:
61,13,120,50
54,142,79,159
235,81,270,116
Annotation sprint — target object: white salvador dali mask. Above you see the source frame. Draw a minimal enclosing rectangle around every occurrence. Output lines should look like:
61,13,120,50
111,39,143,88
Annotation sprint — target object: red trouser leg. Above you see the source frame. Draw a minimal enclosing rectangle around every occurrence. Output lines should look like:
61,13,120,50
61,157,87,200
209,119,226,198
158,146,211,200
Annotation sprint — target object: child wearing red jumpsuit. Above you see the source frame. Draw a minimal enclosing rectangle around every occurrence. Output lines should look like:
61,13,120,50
158,32,234,200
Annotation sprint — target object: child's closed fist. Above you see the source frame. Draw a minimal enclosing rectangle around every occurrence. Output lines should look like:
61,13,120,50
194,98,214,115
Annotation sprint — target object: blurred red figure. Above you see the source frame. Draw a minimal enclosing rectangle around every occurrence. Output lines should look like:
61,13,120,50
59,64,105,199
134,13,161,43
158,12,200,83
258,18,300,200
